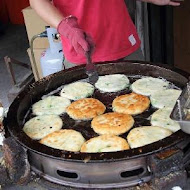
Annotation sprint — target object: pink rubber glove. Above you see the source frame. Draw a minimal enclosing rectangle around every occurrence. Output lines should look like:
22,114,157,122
57,16,94,55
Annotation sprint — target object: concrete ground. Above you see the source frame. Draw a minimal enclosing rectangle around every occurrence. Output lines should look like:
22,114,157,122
0,24,31,108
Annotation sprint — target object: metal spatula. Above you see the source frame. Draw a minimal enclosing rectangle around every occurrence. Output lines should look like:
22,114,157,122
85,50,99,85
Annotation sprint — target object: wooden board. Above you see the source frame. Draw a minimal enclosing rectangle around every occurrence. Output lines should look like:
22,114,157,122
173,1,190,73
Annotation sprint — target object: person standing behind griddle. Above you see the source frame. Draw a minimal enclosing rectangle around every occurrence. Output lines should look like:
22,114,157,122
29,0,180,69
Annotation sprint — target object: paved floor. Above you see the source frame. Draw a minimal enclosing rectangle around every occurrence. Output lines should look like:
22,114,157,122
0,24,30,108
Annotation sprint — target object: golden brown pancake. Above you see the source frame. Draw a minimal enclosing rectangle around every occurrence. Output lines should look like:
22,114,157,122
91,112,134,135
112,92,150,115
66,98,106,120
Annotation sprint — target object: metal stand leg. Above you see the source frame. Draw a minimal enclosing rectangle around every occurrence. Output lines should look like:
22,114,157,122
4,56,34,103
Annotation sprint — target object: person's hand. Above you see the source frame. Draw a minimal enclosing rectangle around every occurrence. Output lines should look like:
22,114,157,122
57,16,94,55
144,0,181,6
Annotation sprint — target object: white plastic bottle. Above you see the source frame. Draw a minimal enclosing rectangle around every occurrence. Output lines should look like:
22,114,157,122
40,28,64,77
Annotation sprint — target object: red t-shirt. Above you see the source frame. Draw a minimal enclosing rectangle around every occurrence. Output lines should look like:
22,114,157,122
53,0,141,64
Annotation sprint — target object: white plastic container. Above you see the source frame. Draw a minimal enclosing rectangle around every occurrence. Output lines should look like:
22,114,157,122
40,28,64,77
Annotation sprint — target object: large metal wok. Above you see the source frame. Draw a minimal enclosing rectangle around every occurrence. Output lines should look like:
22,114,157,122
5,61,190,188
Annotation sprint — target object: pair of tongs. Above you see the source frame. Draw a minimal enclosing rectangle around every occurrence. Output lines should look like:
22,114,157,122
84,34,99,85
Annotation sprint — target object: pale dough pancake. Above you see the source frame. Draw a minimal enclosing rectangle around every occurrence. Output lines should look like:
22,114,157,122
131,77,169,96
91,112,134,135
127,126,172,148
66,98,106,120
40,129,85,152
95,74,130,92
23,115,63,140
81,135,130,153
150,89,182,109
151,108,180,132
112,93,150,115
60,82,94,100
32,96,71,116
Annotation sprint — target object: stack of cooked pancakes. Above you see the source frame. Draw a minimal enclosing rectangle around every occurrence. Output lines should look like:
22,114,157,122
66,98,106,120
112,92,150,115
91,112,134,135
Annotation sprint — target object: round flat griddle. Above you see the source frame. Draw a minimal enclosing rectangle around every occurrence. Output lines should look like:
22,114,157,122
5,61,190,162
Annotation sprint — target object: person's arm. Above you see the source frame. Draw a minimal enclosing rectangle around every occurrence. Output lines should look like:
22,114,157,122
139,0,181,6
29,0,94,55
29,0,63,28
